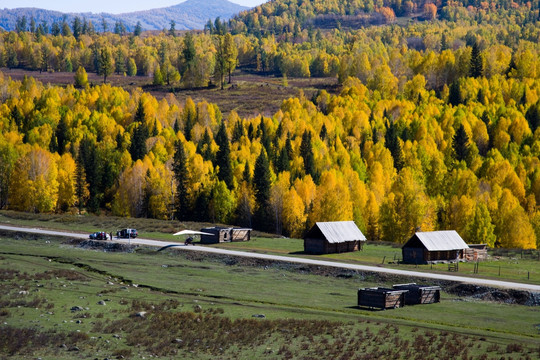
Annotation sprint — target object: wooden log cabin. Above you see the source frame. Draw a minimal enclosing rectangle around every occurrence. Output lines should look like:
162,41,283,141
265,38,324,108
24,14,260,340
200,227,251,244
357,288,408,310
304,221,366,255
401,230,469,264
392,283,441,305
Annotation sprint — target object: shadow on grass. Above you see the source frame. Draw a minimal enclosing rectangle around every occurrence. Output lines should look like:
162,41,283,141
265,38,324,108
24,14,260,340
289,251,309,255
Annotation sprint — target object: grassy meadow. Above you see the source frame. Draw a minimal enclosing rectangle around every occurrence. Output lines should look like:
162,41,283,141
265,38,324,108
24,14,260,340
1,210,540,286
1,227,540,359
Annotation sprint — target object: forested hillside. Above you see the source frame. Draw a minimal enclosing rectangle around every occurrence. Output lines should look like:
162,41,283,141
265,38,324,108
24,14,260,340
0,0,248,32
0,0,539,248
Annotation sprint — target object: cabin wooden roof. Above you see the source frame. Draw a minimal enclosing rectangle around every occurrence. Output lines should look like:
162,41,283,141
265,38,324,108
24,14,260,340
404,230,469,251
305,221,366,244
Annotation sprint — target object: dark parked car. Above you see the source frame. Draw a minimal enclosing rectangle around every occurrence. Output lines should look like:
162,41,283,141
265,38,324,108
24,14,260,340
89,231,109,240
117,228,138,238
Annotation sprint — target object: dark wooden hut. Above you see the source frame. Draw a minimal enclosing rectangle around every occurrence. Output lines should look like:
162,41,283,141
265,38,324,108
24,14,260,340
401,230,469,264
304,221,366,254
392,283,441,305
357,288,408,310
200,227,251,244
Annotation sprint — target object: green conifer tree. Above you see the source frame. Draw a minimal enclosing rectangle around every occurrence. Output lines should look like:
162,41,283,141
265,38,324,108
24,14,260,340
215,122,233,189
173,140,190,221
453,124,470,162
253,149,273,232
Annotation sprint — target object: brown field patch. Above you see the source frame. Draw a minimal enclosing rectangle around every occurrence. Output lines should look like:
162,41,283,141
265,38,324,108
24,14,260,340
1,68,339,118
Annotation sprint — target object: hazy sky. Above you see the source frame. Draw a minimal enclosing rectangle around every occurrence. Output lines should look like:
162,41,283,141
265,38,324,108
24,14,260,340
1,0,266,13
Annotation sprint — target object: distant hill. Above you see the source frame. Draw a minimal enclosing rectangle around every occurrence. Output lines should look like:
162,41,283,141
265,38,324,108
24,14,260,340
0,0,249,32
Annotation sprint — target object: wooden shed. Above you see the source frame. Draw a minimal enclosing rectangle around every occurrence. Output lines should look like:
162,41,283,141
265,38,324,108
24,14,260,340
304,221,366,254
200,227,251,244
402,230,469,264
464,244,488,262
357,288,408,310
392,283,441,305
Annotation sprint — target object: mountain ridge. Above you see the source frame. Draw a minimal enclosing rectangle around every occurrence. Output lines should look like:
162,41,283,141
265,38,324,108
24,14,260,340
0,0,249,32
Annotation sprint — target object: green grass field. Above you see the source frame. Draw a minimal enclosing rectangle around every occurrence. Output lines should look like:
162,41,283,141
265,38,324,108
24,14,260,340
1,231,539,359
1,210,539,286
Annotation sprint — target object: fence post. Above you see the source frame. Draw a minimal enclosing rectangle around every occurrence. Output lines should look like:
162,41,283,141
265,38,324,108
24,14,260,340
498,266,501,276
382,256,386,265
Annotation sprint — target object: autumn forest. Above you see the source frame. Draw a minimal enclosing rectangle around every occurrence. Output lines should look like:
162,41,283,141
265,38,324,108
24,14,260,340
1,0,539,249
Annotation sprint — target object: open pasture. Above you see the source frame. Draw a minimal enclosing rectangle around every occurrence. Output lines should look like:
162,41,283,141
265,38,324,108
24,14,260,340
0,233,539,359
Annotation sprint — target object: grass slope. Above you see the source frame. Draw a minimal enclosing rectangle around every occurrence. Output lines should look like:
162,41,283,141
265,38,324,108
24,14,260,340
1,210,539,286
0,234,539,359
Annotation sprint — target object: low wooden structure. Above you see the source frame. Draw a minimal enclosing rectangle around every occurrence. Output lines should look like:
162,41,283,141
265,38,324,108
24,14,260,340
402,230,469,264
304,221,366,254
392,283,441,305
464,244,488,262
200,227,251,244
357,287,408,310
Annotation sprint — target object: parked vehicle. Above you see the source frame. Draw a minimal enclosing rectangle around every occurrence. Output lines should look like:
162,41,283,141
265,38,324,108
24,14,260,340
117,228,138,238
89,231,109,240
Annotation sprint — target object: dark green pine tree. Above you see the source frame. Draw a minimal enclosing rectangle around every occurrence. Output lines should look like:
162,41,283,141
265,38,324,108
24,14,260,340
133,21,142,36
196,128,214,162
525,101,540,133
115,132,124,150
232,119,244,142
55,114,68,155
49,135,58,154
152,119,159,137
75,150,88,215
481,110,490,126
253,150,273,232
193,187,210,222
243,161,251,184
72,17,82,40
100,158,116,206
183,106,196,142
284,136,293,159
506,56,516,76
319,123,327,141
300,130,315,179
448,80,462,106
440,33,448,51
469,43,483,78
130,123,148,161
182,32,196,75
259,118,272,156
453,124,470,162
134,98,145,123
215,122,233,189
372,126,379,144
385,121,404,171
79,136,102,212
172,140,190,221
276,145,290,173
247,123,254,140
11,106,25,132
173,118,180,133
130,100,148,161
142,169,152,218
